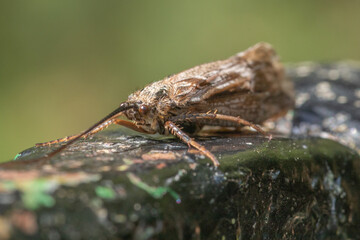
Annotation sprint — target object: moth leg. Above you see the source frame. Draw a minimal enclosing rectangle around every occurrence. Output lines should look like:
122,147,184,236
36,119,117,146
36,134,81,147
170,113,272,139
113,119,155,134
36,119,152,147
165,121,219,167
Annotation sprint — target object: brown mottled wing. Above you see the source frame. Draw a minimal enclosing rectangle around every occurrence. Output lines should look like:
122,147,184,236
168,43,294,123
169,60,250,103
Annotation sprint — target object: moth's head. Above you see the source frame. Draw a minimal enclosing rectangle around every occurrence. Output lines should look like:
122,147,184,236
122,101,152,124
124,82,170,125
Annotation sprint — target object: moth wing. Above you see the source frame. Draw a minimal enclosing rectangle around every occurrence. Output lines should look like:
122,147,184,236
169,65,253,105
168,42,290,106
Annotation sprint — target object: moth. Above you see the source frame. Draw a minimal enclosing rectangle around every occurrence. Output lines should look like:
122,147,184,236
36,42,294,167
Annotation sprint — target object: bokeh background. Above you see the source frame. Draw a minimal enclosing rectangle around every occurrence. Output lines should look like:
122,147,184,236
1,1,360,162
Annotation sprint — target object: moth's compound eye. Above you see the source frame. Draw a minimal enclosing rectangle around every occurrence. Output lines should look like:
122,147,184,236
139,104,150,115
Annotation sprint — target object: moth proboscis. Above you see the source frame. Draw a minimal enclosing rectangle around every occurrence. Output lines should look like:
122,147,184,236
18,42,296,167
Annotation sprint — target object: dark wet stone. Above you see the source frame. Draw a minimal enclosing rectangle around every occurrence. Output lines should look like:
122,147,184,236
0,63,360,240
288,62,360,150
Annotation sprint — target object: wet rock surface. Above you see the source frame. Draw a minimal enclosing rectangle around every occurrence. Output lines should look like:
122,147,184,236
0,63,360,240
289,62,360,150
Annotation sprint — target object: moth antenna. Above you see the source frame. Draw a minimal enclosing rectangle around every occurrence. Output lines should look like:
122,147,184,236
2,102,137,167
44,102,137,159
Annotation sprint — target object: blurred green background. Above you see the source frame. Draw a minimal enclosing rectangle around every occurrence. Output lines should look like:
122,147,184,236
1,1,360,162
